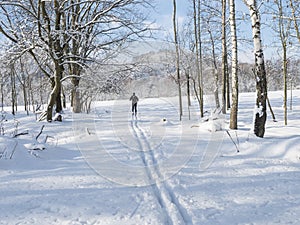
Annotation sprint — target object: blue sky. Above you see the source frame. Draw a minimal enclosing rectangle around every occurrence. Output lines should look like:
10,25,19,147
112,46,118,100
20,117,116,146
149,0,190,39
150,0,282,62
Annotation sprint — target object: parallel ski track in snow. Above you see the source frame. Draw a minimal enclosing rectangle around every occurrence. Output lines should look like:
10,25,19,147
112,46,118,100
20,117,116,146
130,120,192,225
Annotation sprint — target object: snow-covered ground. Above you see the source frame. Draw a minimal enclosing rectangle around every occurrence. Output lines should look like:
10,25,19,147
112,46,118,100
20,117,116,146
0,91,299,225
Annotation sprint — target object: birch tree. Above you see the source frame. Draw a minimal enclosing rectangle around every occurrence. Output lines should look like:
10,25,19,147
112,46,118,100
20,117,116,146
243,0,268,137
229,0,238,130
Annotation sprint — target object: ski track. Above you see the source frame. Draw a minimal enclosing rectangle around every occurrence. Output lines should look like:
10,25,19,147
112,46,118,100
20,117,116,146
130,119,192,225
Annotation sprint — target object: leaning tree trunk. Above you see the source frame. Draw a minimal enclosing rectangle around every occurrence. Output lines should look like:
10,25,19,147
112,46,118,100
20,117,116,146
229,0,238,130
244,0,268,138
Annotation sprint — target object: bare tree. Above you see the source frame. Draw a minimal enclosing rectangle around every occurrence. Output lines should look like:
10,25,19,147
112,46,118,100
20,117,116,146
10,64,17,115
203,11,221,110
0,71,3,112
221,0,230,114
16,61,28,115
192,0,204,117
229,0,238,130
173,0,183,121
0,0,152,120
177,20,198,115
243,0,268,138
272,0,292,125
289,0,300,43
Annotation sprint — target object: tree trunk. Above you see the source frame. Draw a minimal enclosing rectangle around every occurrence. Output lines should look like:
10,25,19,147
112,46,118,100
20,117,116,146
69,1,82,114
22,83,28,115
1,72,3,112
208,26,220,109
62,86,66,109
55,86,62,113
192,77,201,108
244,0,268,138
290,79,293,110
221,0,229,114
198,0,204,118
193,0,204,117
71,77,81,113
46,68,62,122
186,69,191,120
267,96,276,122
186,69,191,107
227,68,231,110
290,0,300,43
229,0,238,130
29,78,35,112
276,0,290,126
283,45,288,125
39,76,44,107
173,0,183,121
18,59,28,114
10,65,17,115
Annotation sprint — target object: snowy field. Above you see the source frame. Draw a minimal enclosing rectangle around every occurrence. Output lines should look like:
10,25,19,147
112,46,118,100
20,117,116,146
0,91,300,225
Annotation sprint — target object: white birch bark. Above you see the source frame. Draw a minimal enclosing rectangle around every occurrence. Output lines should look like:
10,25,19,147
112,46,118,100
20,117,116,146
244,0,268,137
229,0,238,130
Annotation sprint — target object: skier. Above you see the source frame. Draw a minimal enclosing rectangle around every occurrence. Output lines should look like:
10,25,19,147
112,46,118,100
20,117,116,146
129,92,139,117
